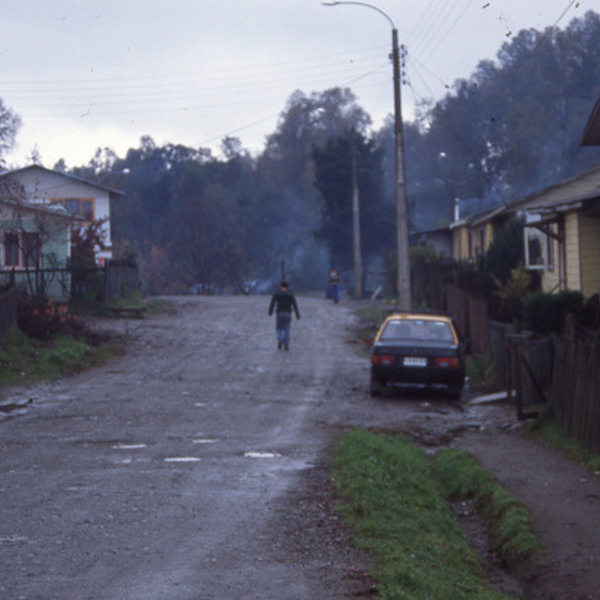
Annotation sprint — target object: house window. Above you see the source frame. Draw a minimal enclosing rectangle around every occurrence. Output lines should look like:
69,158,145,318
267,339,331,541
23,232,41,268
546,227,555,271
524,226,549,269
3,233,20,266
53,197,94,219
2,232,41,269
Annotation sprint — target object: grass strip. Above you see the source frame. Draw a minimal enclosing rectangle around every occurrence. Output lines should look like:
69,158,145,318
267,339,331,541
333,429,515,599
431,447,542,566
0,330,122,384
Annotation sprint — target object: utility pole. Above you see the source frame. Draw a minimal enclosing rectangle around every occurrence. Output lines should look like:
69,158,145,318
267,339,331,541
352,147,362,299
392,30,411,309
323,1,411,309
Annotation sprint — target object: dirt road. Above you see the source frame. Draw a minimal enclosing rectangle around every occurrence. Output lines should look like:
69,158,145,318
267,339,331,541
1,295,600,599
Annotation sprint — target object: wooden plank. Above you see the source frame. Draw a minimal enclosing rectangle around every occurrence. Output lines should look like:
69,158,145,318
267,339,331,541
107,305,146,318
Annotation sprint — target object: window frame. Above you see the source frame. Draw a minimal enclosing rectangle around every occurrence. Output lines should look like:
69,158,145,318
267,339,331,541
2,231,41,269
51,197,95,220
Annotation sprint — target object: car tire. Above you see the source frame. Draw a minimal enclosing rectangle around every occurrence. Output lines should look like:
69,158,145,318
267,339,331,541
370,373,385,396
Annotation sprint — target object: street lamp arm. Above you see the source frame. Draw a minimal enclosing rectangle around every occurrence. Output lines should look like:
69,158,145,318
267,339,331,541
321,1,396,30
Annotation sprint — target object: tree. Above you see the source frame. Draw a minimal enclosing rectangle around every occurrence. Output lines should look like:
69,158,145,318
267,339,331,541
0,98,21,168
392,11,600,233
257,88,372,284
313,129,392,275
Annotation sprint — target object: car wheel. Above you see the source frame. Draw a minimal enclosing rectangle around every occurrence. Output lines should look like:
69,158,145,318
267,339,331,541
370,373,385,396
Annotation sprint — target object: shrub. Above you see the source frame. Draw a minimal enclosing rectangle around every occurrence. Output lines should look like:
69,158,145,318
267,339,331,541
17,297,85,339
522,290,584,335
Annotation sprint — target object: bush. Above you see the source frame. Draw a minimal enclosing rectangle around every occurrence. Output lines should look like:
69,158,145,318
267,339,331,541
522,290,584,335
18,298,85,339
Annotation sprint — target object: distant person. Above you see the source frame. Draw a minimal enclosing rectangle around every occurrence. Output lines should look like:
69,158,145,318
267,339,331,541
328,268,340,304
268,280,300,351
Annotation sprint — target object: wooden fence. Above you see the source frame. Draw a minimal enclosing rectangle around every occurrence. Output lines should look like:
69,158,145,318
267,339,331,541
0,286,19,343
105,260,140,302
0,261,140,344
505,333,554,419
550,318,600,453
445,284,600,452
446,284,490,355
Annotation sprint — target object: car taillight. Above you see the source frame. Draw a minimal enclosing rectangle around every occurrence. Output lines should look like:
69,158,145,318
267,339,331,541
434,357,461,368
371,354,396,366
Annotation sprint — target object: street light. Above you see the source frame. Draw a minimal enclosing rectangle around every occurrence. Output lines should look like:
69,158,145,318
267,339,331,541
322,1,411,309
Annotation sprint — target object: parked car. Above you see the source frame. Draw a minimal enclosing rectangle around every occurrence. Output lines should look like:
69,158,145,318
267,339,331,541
370,311,466,399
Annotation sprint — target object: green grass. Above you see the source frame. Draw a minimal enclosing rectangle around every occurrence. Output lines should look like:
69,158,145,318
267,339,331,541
333,429,521,599
431,448,541,565
0,330,123,384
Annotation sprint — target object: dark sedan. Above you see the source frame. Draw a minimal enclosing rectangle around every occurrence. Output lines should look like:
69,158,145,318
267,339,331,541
370,312,466,399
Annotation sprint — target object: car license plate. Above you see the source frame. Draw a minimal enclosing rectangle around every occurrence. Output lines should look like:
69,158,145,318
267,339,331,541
404,357,427,367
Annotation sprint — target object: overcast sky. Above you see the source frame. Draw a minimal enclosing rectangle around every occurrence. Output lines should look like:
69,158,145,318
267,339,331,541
0,0,595,169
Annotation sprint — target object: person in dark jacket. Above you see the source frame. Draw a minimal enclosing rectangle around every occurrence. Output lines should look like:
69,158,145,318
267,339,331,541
328,267,340,303
268,280,300,351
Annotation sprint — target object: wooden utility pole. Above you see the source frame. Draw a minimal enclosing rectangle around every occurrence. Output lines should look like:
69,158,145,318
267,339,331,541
323,1,411,308
392,29,411,309
352,149,362,299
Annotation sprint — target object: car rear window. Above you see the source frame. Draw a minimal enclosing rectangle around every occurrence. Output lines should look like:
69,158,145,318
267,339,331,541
380,319,455,342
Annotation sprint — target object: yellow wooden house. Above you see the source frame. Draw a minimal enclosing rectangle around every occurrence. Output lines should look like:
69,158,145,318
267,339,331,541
449,199,505,262
513,166,600,298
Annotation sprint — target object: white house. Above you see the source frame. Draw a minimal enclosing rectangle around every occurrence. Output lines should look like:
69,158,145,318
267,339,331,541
0,165,123,266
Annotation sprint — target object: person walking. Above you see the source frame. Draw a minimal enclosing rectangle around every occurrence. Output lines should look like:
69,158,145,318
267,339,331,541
328,268,340,304
268,280,300,351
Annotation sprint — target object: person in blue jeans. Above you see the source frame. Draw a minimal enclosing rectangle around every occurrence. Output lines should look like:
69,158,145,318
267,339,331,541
328,268,340,303
268,280,301,351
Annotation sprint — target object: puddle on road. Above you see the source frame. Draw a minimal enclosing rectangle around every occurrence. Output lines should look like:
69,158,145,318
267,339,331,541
195,402,207,407
164,456,201,463
193,438,218,444
244,451,282,459
112,443,147,450
0,535,28,544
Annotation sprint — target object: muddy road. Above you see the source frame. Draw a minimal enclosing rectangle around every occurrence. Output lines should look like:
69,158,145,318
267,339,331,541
1,295,600,599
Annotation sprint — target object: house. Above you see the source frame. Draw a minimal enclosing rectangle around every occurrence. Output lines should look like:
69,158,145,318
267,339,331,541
508,165,600,298
0,165,123,266
410,225,452,258
0,196,80,300
449,199,508,262
489,95,600,298
447,89,600,300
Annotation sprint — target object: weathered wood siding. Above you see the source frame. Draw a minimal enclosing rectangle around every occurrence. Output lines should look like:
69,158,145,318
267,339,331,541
565,212,581,291
579,214,600,297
